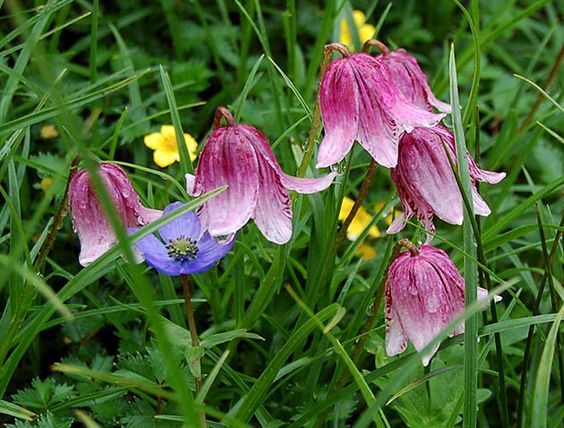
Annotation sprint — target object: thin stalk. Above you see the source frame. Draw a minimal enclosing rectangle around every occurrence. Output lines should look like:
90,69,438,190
336,159,377,244
516,214,563,427
519,46,564,132
181,275,206,428
535,205,564,400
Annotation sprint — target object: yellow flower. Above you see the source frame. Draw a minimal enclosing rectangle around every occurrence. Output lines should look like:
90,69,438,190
339,10,376,51
40,177,54,190
144,125,198,168
40,124,59,139
339,196,381,241
357,243,377,260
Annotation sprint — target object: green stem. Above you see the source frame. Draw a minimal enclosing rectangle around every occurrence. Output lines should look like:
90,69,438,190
516,214,563,427
182,275,206,428
336,159,378,244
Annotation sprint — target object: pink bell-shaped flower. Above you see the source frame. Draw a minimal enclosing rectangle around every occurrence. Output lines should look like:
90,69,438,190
385,243,495,366
386,125,505,239
69,163,162,266
186,107,337,244
317,43,445,169
375,48,451,114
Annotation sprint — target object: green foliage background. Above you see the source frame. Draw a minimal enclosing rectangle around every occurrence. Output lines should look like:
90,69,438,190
0,0,562,427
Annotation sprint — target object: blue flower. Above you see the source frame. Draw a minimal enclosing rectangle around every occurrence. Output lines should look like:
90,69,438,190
130,202,235,276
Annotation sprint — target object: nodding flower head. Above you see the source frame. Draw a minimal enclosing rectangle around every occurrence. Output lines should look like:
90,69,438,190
375,48,451,114
129,202,234,276
386,126,505,240
385,243,498,366
68,163,162,266
316,42,445,169
186,106,337,245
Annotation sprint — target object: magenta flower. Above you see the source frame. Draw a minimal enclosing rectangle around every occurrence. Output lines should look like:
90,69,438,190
386,126,505,239
69,163,162,266
186,107,337,245
385,244,493,366
375,48,451,114
317,46,445,169
129,202,234,276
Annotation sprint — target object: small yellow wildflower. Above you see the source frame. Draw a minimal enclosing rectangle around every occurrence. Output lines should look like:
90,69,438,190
338,196,381,241
40,177,54,190
357,243,377,260
339,10,376,51
144,125,198,168
40,124,59,139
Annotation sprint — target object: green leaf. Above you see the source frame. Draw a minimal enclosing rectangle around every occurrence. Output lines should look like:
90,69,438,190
200,329,264,349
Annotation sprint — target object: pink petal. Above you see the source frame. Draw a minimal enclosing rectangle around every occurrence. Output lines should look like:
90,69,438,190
352,57,400,168
382,50,451,114
317,59,360,167
471,186,491,216
398,130,464,225
241,124,337,194
385,294,408,356
69,170,118,266
185,173,200,196
386,212,407,234
279,172,338,194
195,127,259,236
252,162,293,244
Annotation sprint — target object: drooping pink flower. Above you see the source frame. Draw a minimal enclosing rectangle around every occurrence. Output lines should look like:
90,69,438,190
317,45,445,169
186,107,337,244
375,48,451,114
385,243,495,366
386,126,505,239
69,163,162,266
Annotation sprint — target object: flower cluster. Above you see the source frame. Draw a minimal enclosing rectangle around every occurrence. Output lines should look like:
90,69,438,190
317,37,504,364
65,29,504,367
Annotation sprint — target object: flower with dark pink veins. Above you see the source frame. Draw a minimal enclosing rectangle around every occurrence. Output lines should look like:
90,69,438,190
69,163,162,266
375,48,451,114
129,202,234,276
385,243,496,366
316,43,445,169
386,126,505,239
186,107,337,245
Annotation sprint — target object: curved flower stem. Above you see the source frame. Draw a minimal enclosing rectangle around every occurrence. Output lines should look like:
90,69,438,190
297,43,350,178
33,156,81,273
336,159,378,244
362,39,390,55
212,106,235,130
181,275,206,428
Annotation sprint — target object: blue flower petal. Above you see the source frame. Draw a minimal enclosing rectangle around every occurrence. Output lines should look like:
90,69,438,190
158,202,202,243
133,230,182,277
180,232,235,274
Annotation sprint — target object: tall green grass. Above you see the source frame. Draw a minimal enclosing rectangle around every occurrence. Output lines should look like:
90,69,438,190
0,0,562,427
